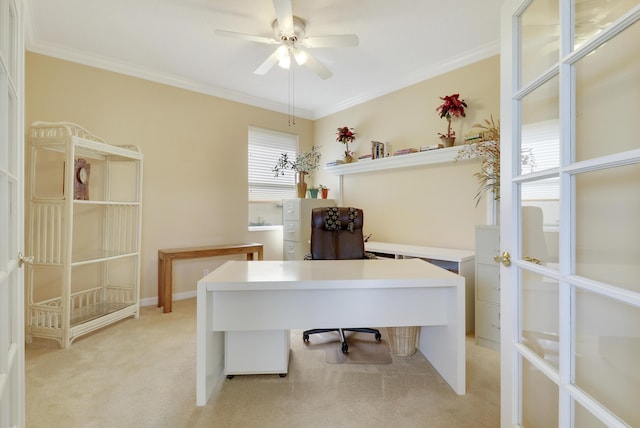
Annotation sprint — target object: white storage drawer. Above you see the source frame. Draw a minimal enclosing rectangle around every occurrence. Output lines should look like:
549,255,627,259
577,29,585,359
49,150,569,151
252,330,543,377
475,225,500,351
225,330,290,376
476,302,500,343
476,226,500,264
477,264,500,304
283,220,301,241
283,241,308,260
283,199,301,221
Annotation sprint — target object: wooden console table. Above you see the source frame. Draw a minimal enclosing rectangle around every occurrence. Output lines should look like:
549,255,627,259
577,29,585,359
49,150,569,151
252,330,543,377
158,243,263,313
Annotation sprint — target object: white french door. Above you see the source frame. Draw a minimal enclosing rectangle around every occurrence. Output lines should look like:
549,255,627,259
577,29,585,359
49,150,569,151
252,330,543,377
0,0,25,427
500,0,640,426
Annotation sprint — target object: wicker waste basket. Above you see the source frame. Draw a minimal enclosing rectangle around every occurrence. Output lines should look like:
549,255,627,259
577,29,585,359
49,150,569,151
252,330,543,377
387,326,420,356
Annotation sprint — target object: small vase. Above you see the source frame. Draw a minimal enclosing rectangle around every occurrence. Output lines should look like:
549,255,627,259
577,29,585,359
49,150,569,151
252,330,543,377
321,188,329,199
308,188,319,199
295,172,307,198
344,154,354,163
440,136,456,147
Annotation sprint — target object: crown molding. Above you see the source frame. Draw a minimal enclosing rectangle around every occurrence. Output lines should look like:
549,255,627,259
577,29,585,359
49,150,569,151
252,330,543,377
24,11,498,124
25,40,315,120
310,40,500,120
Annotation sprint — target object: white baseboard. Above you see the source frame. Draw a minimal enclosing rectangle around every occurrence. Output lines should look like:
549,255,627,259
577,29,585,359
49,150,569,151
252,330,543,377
140,290,198,307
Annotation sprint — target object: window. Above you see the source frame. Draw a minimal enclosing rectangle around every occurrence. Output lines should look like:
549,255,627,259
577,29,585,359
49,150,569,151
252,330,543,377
248,126,298,229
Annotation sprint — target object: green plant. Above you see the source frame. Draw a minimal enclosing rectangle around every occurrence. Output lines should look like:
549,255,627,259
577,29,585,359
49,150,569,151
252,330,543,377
272,146,321,176
455,115,500,206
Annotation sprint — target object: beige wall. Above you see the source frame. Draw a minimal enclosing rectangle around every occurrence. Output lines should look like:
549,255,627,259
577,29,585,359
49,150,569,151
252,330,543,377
25,52,500,301
312,55,500,248
26,53,314,300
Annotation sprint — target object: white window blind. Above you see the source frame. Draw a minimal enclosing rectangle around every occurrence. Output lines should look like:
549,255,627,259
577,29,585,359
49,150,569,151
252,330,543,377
248,126,298,202
521,119,560,200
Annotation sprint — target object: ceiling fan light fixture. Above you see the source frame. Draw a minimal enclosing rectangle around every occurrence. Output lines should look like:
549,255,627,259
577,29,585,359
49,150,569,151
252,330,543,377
278,55,291,69
276,46,291,69
293,49,307,65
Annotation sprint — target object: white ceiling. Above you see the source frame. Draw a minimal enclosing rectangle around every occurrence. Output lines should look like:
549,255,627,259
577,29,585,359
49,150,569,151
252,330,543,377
24,0,504,120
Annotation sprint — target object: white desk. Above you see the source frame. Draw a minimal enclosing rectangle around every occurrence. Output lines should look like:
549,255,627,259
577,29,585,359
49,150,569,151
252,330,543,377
365,241,476,333
196,259,466,406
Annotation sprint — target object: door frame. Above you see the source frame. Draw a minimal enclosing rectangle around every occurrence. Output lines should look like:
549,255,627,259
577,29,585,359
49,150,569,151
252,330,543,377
0,0,25,426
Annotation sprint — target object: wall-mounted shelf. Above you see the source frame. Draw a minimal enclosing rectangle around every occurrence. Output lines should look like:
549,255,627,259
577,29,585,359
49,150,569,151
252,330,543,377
325,145,468,176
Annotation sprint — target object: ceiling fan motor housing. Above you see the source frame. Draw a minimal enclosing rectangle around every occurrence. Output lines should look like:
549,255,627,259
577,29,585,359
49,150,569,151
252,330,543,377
273,16,307,43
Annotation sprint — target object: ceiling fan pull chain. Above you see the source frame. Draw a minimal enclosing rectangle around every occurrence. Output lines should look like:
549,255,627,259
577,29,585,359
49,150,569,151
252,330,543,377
288,63,296,127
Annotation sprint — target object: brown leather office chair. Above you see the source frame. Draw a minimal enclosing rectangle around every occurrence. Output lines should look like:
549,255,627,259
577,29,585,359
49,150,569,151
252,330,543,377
302,207,382,353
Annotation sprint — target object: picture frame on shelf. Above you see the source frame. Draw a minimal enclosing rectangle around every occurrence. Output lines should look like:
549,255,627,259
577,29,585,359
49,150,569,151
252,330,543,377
73,158,90,200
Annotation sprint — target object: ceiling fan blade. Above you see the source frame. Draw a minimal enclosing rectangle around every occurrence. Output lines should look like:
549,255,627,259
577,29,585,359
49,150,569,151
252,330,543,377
304,34,359,48
272,0,294,35
254,49,280,75
302,51,332,80
214,29,276,45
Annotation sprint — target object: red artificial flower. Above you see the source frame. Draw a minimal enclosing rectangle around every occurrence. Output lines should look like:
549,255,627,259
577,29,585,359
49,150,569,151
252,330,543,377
436,93,467,120
336,126,357,144
436,93,468,138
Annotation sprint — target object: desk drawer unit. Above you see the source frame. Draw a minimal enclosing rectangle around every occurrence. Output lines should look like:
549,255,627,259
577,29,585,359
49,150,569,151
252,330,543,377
225,330,290,376
282,198,335,260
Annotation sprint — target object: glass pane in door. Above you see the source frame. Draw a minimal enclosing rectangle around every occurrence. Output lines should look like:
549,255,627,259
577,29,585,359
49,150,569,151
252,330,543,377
575,21,640,162
522,358,559,427
521,75,560,156
574,0,639,49
521,271,559,369
521,195,559,266
574,289,640,427
575,163,640,292
521,0,559,87
574,399,608,428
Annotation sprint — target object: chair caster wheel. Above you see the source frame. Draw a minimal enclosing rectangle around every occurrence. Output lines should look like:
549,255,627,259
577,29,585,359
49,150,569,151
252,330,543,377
342,342,349,353
303,334,309,342
226,375,235,379
375,333,382,341
279,373,287,378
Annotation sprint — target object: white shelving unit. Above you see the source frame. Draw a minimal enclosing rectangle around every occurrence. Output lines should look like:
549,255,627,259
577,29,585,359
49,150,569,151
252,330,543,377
324,145,472,203
325,145,466,176
26,122,143,348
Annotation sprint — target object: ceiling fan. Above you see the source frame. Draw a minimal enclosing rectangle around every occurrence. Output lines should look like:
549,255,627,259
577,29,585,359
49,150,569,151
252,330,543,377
214,0,359,80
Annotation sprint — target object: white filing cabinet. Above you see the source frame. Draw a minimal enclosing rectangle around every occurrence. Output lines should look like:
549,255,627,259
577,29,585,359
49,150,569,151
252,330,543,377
475,225,500,351
282,198,335,260
225,330,290,377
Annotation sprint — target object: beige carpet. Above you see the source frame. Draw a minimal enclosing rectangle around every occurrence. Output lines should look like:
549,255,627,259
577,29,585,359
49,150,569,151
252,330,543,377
302,330,392,364
25,298,500,428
